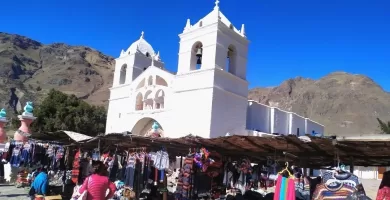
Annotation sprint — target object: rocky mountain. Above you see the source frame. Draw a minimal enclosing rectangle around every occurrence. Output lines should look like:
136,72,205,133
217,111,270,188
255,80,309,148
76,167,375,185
0,32,115,114
1,32,388,136
249,72,390,136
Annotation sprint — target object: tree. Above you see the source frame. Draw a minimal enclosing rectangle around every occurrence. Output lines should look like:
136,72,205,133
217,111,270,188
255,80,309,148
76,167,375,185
13,89,106,136
377,118,390,134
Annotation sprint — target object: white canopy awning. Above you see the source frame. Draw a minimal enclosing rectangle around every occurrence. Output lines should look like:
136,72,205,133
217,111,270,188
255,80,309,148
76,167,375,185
61,130,93,142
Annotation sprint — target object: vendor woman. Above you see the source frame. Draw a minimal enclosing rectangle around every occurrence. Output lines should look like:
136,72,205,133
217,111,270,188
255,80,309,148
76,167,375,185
30,168,49,198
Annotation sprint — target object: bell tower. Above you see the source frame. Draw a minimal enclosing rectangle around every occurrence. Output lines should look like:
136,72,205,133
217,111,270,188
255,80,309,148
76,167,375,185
177,0,248,79
172,0,250,138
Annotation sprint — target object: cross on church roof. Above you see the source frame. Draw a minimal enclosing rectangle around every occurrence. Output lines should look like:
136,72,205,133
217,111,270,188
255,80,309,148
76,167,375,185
214,0,220,9
140,31,144,39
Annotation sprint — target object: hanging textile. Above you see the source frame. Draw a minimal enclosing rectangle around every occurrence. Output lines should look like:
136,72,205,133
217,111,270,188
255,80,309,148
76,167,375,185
313,170,363,200
151,148,169,183
293,168,310,200
71,149,81,184
274,175,295,200
175,154,194,200
273,164,296,200
0,140,65,170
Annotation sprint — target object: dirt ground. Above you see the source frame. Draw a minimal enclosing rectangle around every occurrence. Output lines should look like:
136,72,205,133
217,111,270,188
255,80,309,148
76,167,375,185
0,184,30,200
361,179,380,199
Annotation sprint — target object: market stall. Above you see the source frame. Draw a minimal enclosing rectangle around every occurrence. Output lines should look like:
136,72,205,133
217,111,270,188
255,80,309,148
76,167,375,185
3,131,388,200
0,130,93,200
72,133,380,200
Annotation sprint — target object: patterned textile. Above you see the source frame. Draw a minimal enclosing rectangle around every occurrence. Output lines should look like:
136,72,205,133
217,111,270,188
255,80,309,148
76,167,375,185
71,149,80,184
322,171,360,188
153,150,169,170
376,186,390,200
273,175,296,200
175,155,194,200
313,183,356,200
295,177,310,196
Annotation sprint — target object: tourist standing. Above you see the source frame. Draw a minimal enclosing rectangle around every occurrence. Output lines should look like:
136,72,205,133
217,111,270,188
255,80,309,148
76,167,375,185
79,161,116,200
377,171,390,200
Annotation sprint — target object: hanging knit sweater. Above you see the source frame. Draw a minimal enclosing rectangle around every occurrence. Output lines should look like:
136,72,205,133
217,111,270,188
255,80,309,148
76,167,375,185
294,177,310,199
313,183,356,200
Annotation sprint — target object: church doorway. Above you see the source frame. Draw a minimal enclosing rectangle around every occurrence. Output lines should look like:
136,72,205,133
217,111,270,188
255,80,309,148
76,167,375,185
131,117,164,137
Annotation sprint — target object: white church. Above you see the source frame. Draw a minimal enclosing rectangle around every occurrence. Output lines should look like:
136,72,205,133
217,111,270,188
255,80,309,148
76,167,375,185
105,1,324,138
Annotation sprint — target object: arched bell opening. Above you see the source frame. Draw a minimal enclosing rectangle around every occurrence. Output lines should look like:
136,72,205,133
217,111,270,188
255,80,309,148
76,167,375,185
225,44,237,75
190,42,203,71
119,64,127,84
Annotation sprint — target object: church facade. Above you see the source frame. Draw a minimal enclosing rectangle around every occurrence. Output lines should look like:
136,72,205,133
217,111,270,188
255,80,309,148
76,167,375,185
105,1,324,138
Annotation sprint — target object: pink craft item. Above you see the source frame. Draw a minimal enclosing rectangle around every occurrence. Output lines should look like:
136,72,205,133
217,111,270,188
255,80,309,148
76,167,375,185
14,118,34,142
0,121,6,143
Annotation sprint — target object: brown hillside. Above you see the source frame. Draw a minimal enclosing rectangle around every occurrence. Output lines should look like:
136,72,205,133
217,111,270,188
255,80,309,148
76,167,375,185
249,72,390,136
0,32,114,113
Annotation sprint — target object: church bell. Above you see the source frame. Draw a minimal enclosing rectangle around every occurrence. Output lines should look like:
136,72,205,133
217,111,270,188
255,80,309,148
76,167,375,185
196,48,202,57
196,48,202,64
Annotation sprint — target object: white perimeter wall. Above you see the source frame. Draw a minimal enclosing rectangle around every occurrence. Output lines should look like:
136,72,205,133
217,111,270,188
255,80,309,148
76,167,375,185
305,118,324,136
247,101,325,136
271,107,289,135
289,113,306,136
246,101,271,133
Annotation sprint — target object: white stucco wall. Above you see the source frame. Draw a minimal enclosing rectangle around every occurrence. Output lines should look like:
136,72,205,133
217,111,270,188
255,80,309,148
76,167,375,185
170,70,215,138
171,67,248,138
305,118,324,136
172,90,214,138
106,97,131,133
210,87,248,137
246,101,271,133
353,166,379,179
289,113,306,136
270,107,289,135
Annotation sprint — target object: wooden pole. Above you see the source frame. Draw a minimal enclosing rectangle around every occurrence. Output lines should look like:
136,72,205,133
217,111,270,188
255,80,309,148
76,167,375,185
163,172,167,200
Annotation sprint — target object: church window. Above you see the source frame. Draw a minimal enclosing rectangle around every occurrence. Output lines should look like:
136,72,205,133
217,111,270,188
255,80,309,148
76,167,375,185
155,89,165,109
136,78,145,89
148,76,153,86
229,24,233,29
226,44,237,75
199,21,203,27
156,75,168,86
146,52,150,57
144,90,153,109
135,92,143,110
119,64,127,84
190,42,203,71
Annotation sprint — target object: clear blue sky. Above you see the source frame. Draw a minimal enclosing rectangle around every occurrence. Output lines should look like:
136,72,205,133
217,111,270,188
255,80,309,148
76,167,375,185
1,0,389,91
